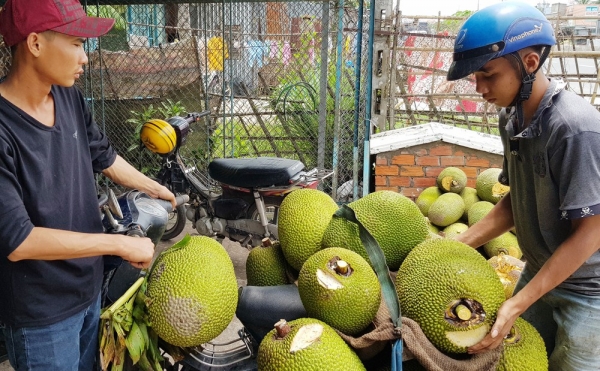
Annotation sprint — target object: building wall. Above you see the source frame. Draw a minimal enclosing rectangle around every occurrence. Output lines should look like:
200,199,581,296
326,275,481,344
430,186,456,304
374,141,504,200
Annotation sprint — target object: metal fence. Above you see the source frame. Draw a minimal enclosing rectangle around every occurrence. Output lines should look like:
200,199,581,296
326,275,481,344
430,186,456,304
2,3,599,200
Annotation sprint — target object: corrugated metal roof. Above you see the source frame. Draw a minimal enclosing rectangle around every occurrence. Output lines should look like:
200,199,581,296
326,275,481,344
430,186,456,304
370,122,504,155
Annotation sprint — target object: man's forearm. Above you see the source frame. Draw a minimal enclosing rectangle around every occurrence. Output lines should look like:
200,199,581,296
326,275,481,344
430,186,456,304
102,155,162,197
456,192,514,248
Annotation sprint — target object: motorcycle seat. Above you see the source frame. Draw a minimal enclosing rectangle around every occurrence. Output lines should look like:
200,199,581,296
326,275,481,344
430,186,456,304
208,157,306,188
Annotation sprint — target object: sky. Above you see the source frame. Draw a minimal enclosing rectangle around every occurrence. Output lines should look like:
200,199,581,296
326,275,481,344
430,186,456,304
396,0,547,16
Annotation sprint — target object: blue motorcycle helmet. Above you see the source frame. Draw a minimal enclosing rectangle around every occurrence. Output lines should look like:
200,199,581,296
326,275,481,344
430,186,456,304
447,1,556,82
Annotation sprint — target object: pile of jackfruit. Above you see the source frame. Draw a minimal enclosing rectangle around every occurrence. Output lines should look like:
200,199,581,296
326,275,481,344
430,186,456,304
247,176,546,370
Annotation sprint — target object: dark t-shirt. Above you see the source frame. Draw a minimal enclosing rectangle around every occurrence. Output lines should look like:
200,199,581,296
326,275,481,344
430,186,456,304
0,84,117,327
499,79,600,295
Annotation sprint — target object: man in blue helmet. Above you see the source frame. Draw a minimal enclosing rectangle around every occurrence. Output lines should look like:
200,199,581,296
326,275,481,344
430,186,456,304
449,2,600,370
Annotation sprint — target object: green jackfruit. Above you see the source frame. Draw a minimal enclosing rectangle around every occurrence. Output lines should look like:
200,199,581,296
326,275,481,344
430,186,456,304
483,232,522,259
415,186,442,216
298,247,381,335
257,318,366,371
321,190,429,271
396,238,506,354
459,187,480,221
246,240,290,286
427,192,465,227
278,189,339,271
497,317,548,371
147,235,238,347
476,168,509,204
442,222,469,239
437,167,467,193
467,201,495,227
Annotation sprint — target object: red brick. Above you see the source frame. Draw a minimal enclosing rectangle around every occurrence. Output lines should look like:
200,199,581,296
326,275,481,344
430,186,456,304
466,157,490,167
413,148,429,156
401,188,421,199
400,166,425,177
391,154,415,165
376,156,389,166
376,186,398,192
454,150,466,157
457,166,478,178
467,179,477,188
375,165,399,176
413,177,437,187
416,156,440,166
389,176,411,187
425,167,444,177
441,156,465,166
430,145,453,156
375,176,388,186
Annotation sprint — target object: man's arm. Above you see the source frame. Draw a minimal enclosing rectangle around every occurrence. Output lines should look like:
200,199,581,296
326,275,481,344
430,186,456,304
7,227,155,268
102,155,176,207
455,192,515,248
467,212,600,353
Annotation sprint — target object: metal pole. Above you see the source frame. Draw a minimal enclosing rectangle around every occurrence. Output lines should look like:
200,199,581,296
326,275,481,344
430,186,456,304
332,0,345,201
318,1,330,170
363,0,376,196
352,0,365,201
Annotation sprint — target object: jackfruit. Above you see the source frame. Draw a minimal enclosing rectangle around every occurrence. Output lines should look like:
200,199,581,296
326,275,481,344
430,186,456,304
442,222,469,239
476,168,509,204
488,253,525,299
278,189,339,271
459,187,480,221
246,239,290,286
257,318,366,371
396,238,506,354
437,167,467,193
415,186,442,216
483,232,522,259
427,192,465,227
425,217,440,234
496,317,548,371
147,235,238,347
467,201,495,227
297,247,381,335
321,190,429,271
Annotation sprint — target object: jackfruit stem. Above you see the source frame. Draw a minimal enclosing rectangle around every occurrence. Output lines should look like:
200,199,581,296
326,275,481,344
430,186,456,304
274,319,291,338
262,238,273,247
335,260,349,275
455,304,472,321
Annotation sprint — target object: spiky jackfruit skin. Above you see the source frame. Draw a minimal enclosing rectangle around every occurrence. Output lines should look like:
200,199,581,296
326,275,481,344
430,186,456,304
246,242,290,286
278,189,339,271
476,168,509,204
427,192,465,227
322,191,429,271
497,318,548,371
437,167,468,193
147,235,238,347
459,187,480,221
298,248,381,335
257,318,366,371
467,201,495,227
415,186,443,216
483,232,522,259
396,238,506,354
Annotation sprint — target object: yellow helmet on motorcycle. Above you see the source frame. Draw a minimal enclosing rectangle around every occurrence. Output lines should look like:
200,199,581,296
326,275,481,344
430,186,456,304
140,119,177,155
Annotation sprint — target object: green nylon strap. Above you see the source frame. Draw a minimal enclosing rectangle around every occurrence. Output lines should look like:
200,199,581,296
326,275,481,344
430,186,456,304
334,205,402,328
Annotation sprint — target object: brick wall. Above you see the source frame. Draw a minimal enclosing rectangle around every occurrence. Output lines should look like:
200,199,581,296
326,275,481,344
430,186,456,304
374,141,504,200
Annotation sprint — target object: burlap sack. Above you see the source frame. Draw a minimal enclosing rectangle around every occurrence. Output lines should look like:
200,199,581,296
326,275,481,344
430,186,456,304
336,301,503,371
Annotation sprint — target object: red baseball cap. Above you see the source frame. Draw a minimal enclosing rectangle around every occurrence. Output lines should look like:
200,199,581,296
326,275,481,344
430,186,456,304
0,0,115,47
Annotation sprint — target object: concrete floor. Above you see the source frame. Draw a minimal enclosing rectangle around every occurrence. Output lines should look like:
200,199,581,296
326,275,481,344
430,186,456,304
0,221,251,371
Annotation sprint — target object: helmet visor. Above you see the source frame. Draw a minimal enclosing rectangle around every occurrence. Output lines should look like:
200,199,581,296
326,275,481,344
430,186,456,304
447,41,505,81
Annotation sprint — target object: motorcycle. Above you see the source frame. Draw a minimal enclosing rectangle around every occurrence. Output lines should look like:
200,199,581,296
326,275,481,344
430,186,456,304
142,111,334,246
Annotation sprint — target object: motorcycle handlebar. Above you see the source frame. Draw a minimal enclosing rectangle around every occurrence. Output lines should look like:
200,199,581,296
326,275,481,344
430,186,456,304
183,111,211,126
152,194,189,213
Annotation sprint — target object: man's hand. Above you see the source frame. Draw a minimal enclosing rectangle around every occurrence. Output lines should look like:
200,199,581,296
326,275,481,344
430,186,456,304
467,296,523,354
154,183,177,208
118,235,155,269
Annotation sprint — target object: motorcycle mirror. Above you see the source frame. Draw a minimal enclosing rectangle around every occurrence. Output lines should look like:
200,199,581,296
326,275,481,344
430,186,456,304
108,189,124,219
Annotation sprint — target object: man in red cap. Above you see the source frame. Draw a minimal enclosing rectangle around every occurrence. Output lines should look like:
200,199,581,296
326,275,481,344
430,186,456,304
0,1,176,370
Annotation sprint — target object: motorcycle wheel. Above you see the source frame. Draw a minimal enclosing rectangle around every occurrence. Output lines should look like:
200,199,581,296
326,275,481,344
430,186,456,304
247,197,283,224
161,204,187,241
